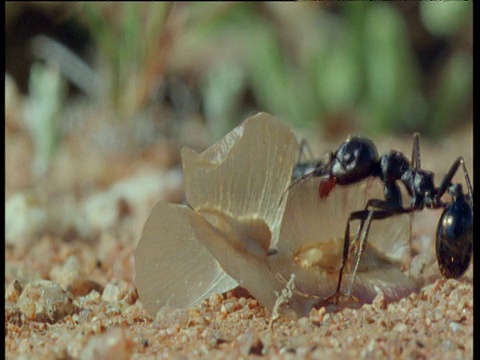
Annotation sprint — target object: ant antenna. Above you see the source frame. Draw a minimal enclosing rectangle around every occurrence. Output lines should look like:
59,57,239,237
279,170,318,205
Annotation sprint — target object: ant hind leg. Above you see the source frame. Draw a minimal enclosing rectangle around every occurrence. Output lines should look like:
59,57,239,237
437,157,473,208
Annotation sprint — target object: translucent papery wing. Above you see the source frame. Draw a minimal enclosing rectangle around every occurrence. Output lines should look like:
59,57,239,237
187,209,288,315
136,201,289,317
352,261,418,304
182,112,298,249
134,201,238,316
276,177,416,303
278,177,411,267
277,177,368,260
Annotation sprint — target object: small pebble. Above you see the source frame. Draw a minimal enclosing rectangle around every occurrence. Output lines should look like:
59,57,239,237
5,279,23,303
17,280,77,322
238,329,263,356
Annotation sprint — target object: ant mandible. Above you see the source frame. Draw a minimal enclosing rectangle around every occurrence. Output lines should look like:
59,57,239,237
289,133,473,303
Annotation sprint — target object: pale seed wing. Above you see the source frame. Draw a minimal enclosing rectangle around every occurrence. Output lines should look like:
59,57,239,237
182,112,298,248
278,177,411,267
277,177,367,261
188,209,285,315
276,177,416,303
352,263,418,303
134,201,237,316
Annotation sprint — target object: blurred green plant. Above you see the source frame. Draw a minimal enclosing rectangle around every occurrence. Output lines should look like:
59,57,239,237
81,2,172,120
24,62,66,178
28,2,470,141
175,2,472,138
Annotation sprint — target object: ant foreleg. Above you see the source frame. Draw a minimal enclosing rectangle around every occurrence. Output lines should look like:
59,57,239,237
297,139,315,163
328,202,406,304
325,215,353,305
347,210,374,295
346,207,410,296
331,199,413,302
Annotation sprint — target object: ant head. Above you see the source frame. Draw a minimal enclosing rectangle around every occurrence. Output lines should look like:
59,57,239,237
331,137,379,184
339,137,378,167
379,151,410,182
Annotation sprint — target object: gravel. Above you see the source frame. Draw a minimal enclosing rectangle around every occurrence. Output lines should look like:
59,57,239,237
6,101,473,359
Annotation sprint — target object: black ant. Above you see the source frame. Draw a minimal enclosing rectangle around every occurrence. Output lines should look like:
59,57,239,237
288,133,473,303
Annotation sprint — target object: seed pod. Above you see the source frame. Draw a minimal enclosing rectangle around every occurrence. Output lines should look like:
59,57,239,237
135,112,417,319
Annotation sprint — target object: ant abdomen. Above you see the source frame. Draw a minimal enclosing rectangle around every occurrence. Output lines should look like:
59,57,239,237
435,185,473,278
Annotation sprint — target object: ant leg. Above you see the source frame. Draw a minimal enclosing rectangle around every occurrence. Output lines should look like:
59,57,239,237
329,204,403,303
365,197,406,213
347,210,374,296
411,133,421,170
462,159,474,208
326,213,356,304
362,199,414,271
437,157,473,207
334,218,352,296
341,200,412,298
297,139,315,163
348,218,363,253
346,207,405,296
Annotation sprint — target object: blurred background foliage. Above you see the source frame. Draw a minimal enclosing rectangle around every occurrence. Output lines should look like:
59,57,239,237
6,2,472,157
